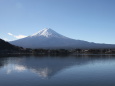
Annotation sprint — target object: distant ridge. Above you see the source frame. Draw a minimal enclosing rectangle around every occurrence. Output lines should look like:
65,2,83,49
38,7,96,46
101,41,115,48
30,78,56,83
10,28,115,49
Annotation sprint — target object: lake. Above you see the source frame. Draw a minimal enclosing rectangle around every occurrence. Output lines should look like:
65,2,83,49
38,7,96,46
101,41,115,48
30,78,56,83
0,55,115,86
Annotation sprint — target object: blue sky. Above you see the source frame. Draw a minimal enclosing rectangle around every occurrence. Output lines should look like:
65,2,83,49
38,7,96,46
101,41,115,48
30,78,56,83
0,0,115,44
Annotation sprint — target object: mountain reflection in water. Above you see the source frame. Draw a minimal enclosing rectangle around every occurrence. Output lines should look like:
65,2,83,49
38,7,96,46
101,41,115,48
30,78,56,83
0,55,115,86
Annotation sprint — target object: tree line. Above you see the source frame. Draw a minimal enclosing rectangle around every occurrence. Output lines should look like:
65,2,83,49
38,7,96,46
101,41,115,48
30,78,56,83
17,48,115,55
1,39,115,55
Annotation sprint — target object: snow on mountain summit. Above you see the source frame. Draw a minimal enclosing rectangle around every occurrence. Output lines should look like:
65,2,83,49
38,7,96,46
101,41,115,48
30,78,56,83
31,28,65,38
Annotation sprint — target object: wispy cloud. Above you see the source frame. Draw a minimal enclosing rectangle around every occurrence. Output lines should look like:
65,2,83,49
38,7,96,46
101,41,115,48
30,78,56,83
8,33,27,39
8,33,13,36
15,35,27,39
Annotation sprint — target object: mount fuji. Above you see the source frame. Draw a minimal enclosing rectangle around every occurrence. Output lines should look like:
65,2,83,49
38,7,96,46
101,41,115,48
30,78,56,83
10,28,115,49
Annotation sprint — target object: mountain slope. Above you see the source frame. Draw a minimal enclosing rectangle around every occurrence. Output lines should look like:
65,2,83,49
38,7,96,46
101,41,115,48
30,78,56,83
0,39,22,50
10,28,115,49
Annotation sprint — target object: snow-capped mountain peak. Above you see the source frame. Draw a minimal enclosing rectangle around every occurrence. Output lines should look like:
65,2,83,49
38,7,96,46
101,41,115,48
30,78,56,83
31,28,65,38
10,28,115,49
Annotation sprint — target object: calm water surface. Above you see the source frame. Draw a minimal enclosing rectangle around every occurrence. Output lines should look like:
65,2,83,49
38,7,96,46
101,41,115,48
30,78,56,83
0,55,115,86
